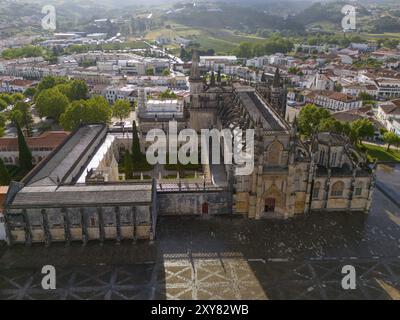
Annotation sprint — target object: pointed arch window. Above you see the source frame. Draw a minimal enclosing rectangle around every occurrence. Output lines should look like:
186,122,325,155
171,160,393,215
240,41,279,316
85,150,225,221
313,182,321,199
267,141,283,166
331,181,345,197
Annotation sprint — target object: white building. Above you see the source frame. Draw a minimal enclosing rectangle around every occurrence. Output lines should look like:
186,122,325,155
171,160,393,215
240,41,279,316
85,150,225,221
343,84,379,99
0,78,37,93
375,78,400,99
200,56,237,71
305,90,363,111
377,99,400,135
308,72,335,91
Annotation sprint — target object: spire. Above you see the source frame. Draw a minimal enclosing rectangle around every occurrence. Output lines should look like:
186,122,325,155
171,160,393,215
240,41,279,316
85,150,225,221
261,72,267,83
217,67,221,83
190,49,200,81
137,87,147,115
210,71,215,86
273,68,281,88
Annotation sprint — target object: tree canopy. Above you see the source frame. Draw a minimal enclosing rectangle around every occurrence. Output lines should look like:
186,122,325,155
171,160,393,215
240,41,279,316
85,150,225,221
351,118,375,144
60,96,112,131
112,100,131,123
383,132,400,151
298,104,331,137
35,88,70,122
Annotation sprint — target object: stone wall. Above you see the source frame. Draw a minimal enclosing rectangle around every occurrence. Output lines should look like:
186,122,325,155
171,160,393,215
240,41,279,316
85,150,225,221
6,205,153,245
158,191,232,216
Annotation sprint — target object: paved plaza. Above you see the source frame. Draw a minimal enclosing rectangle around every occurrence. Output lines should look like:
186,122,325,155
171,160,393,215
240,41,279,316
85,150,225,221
1,165,400,300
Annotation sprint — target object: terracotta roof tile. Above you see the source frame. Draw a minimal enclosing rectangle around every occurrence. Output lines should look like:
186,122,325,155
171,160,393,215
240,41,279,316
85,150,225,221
0,131,70,151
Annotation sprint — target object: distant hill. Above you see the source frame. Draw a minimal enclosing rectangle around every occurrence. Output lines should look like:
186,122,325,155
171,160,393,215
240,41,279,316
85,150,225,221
293,1,370,25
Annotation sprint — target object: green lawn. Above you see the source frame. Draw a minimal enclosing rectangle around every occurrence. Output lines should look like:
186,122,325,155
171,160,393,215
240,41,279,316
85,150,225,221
363,144,400,163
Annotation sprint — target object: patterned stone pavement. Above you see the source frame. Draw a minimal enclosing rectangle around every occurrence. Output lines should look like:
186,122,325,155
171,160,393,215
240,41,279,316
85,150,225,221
0,254,399,300
1,165,400,300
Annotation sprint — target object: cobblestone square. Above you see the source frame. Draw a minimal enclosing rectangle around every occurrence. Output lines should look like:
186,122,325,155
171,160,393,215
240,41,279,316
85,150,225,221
1,166,400,300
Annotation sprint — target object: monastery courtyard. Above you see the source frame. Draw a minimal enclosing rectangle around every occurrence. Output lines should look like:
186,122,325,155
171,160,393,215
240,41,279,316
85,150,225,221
0,165,400,300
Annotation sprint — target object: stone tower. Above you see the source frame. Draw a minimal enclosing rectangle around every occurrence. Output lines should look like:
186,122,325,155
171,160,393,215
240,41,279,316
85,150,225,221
188,49,217,132
137,87,147,116
189,49,203,108
270,68,287,119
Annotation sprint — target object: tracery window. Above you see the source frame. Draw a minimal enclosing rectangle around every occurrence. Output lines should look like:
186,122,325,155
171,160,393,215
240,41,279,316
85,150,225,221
331,181,345,197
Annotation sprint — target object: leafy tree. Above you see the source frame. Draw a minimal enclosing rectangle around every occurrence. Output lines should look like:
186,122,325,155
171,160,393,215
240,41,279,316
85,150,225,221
163,69,171,76
298,104,331,137
0,158,11,185
16,122,33,172
160,89,177,100
146,68,155,76
0,113,6,128
359,92,374,101
124,151,133,180
288,67,300,75
0,99,7,111
253,43,265,57
318,118,343,134
10,101,33,133
351,119,375,144
9,109,23,127
237,42,253,58
0,94,13,105
36,76,69,95
67,80,88,101
0,127,4,138
36,88,70,122
37,76,57,93
383,132,400,151
60,97,112,131
86,96,112,124
11,93,24,103
60,100,87,130
24,87,37,98
334,83,343,93
112,100,131,123
1,45,44,60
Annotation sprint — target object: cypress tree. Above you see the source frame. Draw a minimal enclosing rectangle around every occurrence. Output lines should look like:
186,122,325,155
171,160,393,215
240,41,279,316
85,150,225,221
124,151,133,180
16,122,33,172
131,121,142,163
0,158,11,185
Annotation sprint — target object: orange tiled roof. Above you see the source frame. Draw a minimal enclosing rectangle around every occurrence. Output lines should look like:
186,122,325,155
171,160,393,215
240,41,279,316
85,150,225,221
0,131,70,151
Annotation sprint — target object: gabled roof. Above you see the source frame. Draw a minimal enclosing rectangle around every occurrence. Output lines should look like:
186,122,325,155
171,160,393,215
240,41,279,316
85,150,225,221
0,131,69,151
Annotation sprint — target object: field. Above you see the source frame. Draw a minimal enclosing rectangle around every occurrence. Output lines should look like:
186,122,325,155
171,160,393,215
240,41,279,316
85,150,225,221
363,144,400,163
364,32,400,40
145,21,267,54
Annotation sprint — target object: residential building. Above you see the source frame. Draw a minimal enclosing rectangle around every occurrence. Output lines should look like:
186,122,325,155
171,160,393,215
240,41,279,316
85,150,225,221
305,90,363,111
0,131,70,166
377,99,400,135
